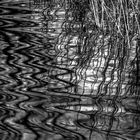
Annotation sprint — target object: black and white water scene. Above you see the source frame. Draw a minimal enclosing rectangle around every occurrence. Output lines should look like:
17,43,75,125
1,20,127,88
0,0,140,140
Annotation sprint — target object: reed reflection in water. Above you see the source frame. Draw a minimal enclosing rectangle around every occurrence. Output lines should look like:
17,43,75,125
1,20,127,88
0,0,140,140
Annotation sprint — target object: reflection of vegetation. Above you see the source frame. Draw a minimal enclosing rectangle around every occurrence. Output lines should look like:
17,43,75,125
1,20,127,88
62,0,139,71
31,0,140,91
29,0,140,138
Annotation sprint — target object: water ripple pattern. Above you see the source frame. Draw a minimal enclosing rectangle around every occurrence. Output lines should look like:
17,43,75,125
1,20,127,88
0,0,140,140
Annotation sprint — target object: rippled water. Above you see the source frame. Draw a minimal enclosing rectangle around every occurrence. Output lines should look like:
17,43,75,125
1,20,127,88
0,0,140,140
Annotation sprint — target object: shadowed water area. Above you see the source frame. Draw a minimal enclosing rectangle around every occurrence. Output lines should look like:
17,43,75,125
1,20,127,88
0,0,140,140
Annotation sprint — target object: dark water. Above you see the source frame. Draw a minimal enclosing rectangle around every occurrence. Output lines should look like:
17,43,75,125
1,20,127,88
0,0,140,140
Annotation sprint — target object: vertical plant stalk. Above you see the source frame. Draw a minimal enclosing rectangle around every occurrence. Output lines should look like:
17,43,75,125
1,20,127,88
91,0,100,27
130,0,140,35
101,0,105,28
